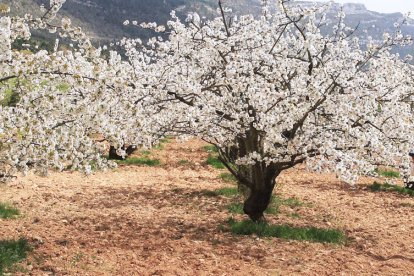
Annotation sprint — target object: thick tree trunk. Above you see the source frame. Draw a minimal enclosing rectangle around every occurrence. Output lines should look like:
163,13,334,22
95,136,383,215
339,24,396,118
218,125,281,221
243,186,273,221
242,167,279,221
219,123,283,221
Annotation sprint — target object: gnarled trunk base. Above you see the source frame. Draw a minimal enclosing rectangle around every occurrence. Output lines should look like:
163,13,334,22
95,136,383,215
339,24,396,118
243,185,274,222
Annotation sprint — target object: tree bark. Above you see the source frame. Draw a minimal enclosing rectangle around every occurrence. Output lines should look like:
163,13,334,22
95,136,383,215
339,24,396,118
243,166,279,221
108,145,137,160
219,125,281,221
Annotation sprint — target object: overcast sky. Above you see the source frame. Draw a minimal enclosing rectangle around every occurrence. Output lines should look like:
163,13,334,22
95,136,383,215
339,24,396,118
318,0,414,14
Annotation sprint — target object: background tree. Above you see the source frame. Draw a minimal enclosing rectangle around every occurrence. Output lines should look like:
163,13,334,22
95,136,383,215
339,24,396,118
0,0,158,179
123,0,414,221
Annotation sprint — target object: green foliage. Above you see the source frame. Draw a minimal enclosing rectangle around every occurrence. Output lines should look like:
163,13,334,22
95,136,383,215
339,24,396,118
153,143,164,150
203,143,225,169
207,155,225,169
116,157,160,166
374,168,400,178
1,89,19,107
214,187,239,197
219,172,237,183
57,83,71,92
202,145,218,153
227,202,244,214
264,196,308,215
227,218,345,244
272,196,305,209
153,144,164,150
370,182,414,196
0,203,20,219
264,202,279,215
1,79,19,107
153,137,171,150
12,37,54,52
159,137,171,144
0,238,31,274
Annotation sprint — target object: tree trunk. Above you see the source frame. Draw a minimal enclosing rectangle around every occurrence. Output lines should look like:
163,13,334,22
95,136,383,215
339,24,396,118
219,123,282,221
243,166,279,221
218,125,281,221
108,145,137,160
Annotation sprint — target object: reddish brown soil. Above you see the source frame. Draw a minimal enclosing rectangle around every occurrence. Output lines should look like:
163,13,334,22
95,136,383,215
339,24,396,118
1,139,413,275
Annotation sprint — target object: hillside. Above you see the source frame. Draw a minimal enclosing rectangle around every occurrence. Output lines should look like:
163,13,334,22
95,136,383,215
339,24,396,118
4,0,262,40
5,0,414,49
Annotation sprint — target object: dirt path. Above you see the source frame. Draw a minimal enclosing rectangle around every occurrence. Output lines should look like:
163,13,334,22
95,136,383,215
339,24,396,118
1,139,413,275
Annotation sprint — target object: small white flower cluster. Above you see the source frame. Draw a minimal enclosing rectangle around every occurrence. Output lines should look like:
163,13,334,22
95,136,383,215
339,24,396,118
0,16,11,61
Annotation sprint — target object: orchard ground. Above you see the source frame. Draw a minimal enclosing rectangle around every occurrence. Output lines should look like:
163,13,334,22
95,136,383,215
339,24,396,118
1,139,413,275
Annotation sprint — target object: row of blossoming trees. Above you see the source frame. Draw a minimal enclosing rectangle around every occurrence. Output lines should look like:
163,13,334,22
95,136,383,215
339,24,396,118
1,0,414,221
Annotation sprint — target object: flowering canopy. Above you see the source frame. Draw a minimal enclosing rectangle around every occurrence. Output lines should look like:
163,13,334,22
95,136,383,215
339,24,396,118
0,0,158,179
121,0,414,186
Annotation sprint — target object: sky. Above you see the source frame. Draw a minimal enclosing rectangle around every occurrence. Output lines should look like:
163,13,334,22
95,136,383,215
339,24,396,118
318,0,414,14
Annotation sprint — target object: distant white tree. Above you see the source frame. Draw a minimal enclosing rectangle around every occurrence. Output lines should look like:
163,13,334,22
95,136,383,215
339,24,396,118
122,0,414,220
0,0,156,179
